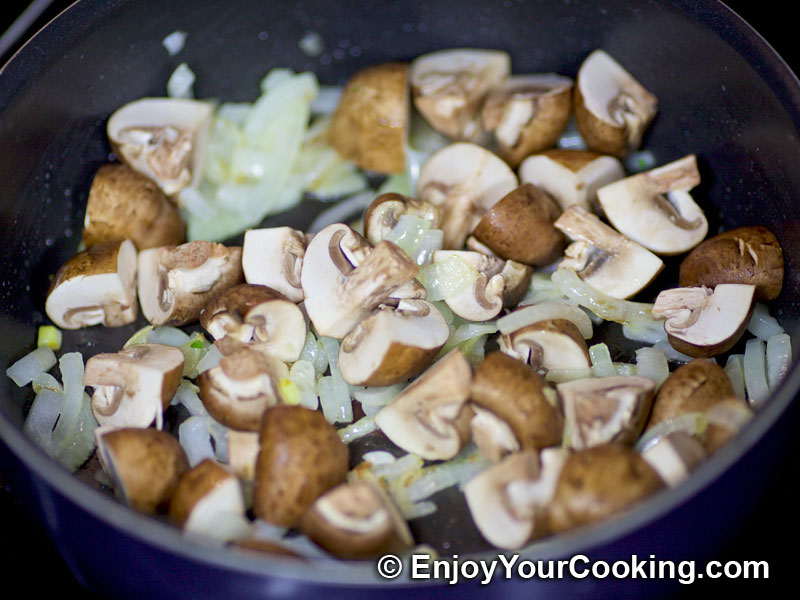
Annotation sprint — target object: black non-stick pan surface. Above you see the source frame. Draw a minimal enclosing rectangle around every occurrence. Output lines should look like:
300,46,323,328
1,1,800,598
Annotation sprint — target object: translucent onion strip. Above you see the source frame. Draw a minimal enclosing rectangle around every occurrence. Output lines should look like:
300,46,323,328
6,346,57,387
743,338,769,408
766,332,792,391
589,343,615,377
724,354,746,399
551,268,654,325
338,415,378,443
635,347,670,388
497,300,593,339
635,412,707,453
747,303,784,341
319,337,353,424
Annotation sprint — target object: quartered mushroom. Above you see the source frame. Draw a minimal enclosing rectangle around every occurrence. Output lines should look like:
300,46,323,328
639,431,707,487
83,343,184,429
557,375,656,449
499,260,534,308
197,348,289,432
226,430,260,480
704,397,754,453
373,349,473,461
463,448,568,549
502,319,591,373
410,48,511,140
45,239,138,330
337,299,450,386
433,250,506,321
471,183,565,267
199,283,307,363
362,193,440,246
573,49,658,157
597,154,708,255
679,225,784,301
480,74,573,167
300,223,419,339
107,97,213,196
469,351,563,462
651,284,756,358
137,240,244,327
95,426,190,515
518,149,625,212
299,479,413,559
554,205,664,300
82,163,185,250
417,142,518,249
242,227,307,303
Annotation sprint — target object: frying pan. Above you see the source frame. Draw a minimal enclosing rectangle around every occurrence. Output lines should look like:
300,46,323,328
1,0,799,597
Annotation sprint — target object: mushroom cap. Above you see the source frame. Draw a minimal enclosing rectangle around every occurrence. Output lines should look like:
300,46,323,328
82,163,186,250
107,97,213,196
299,479,413,559
504,318,591,372
242,227,306,303
168,458,245,531
678,225,784,301
374,349,474,461
197,348,288,432
470,351,564,454
640,431,707,487
253,405,349,528
417,142,518,249
471,183,565,266
548,443,665,533
705,396,753,453
647,358,735,429
199,283,307,363
410,48,511,140
480,74,573,167
96,426,190,515
84,343,185,428
328,62,408,174
573,50,658,157
519,149,625,212
137,240,244,327
596,155,708,255
651,284,756,358
337,299,450,386
45,239,138,329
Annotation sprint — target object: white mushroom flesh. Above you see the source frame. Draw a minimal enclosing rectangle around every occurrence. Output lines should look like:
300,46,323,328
242,227,306,303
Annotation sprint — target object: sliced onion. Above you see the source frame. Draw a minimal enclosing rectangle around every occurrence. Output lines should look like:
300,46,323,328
545,367,595,383
614,362,636,376
147,326,191,346
724,354,746,399
747,302,784,340
743,338,770,408
652,340,694,364
622,319,668,345
497,300,593,339
50,352,85,452
22,388,62,452
179,415,216,466
551,268,653,325
338,415,378,443
319,337,353,424
635,347,670,388
6,346,57,387
196,344,223,374
418,254,479,302
361,450,397,466
589,343,615,377
407,447,490,502
352,383,405,408
31,372,63,394
635,412,707,453
299,330,328,376
766,332,792,391
173,379,207,417
167,62,196,99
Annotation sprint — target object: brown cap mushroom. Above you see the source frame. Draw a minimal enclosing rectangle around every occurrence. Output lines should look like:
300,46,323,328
704,397,754,453
596,155,708,255
84,343,184,429
502,319,591,373
678,226,784,301
137,240,244,327
651,284,756,358
45,239,138,329
432,250,506,321
328,62,408,174
639,431,707,487
362,193,440,246
573,50,658,158
95,426,190,514
253,405,349,528
226,429,260,480
242,227,307,303
82,163,185,250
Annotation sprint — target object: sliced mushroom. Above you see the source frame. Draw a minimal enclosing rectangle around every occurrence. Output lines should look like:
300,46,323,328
503,319,591,373
197,348,289,432
45,239,138,329
95,426,190,515
480,74,573,167
573,49,657,157
548,443,665,533
137,240,244,327
199,283,307,363
558,376,655,449
500,260,534,308
299,479,413,559
328,62,408,174
107,97,213,196
82,163,185,250
647,358,735,429
518,149,625,212
417,142,518,249
84,343,184,428
300,223,419,339
410,48,511,140
640,431,707,487
362,193,440,245
253,405,349,528
337,299,450,386
433,250,505,321
554,205,664,299
226,429,260,480
373,349,473,461
679,226,784,301
705,397,754,453
596,155,707,255
469,351,563,461
242,227,307,303
651,284,756,358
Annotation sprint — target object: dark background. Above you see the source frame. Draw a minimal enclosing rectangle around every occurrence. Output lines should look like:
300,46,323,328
0,1,796,598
